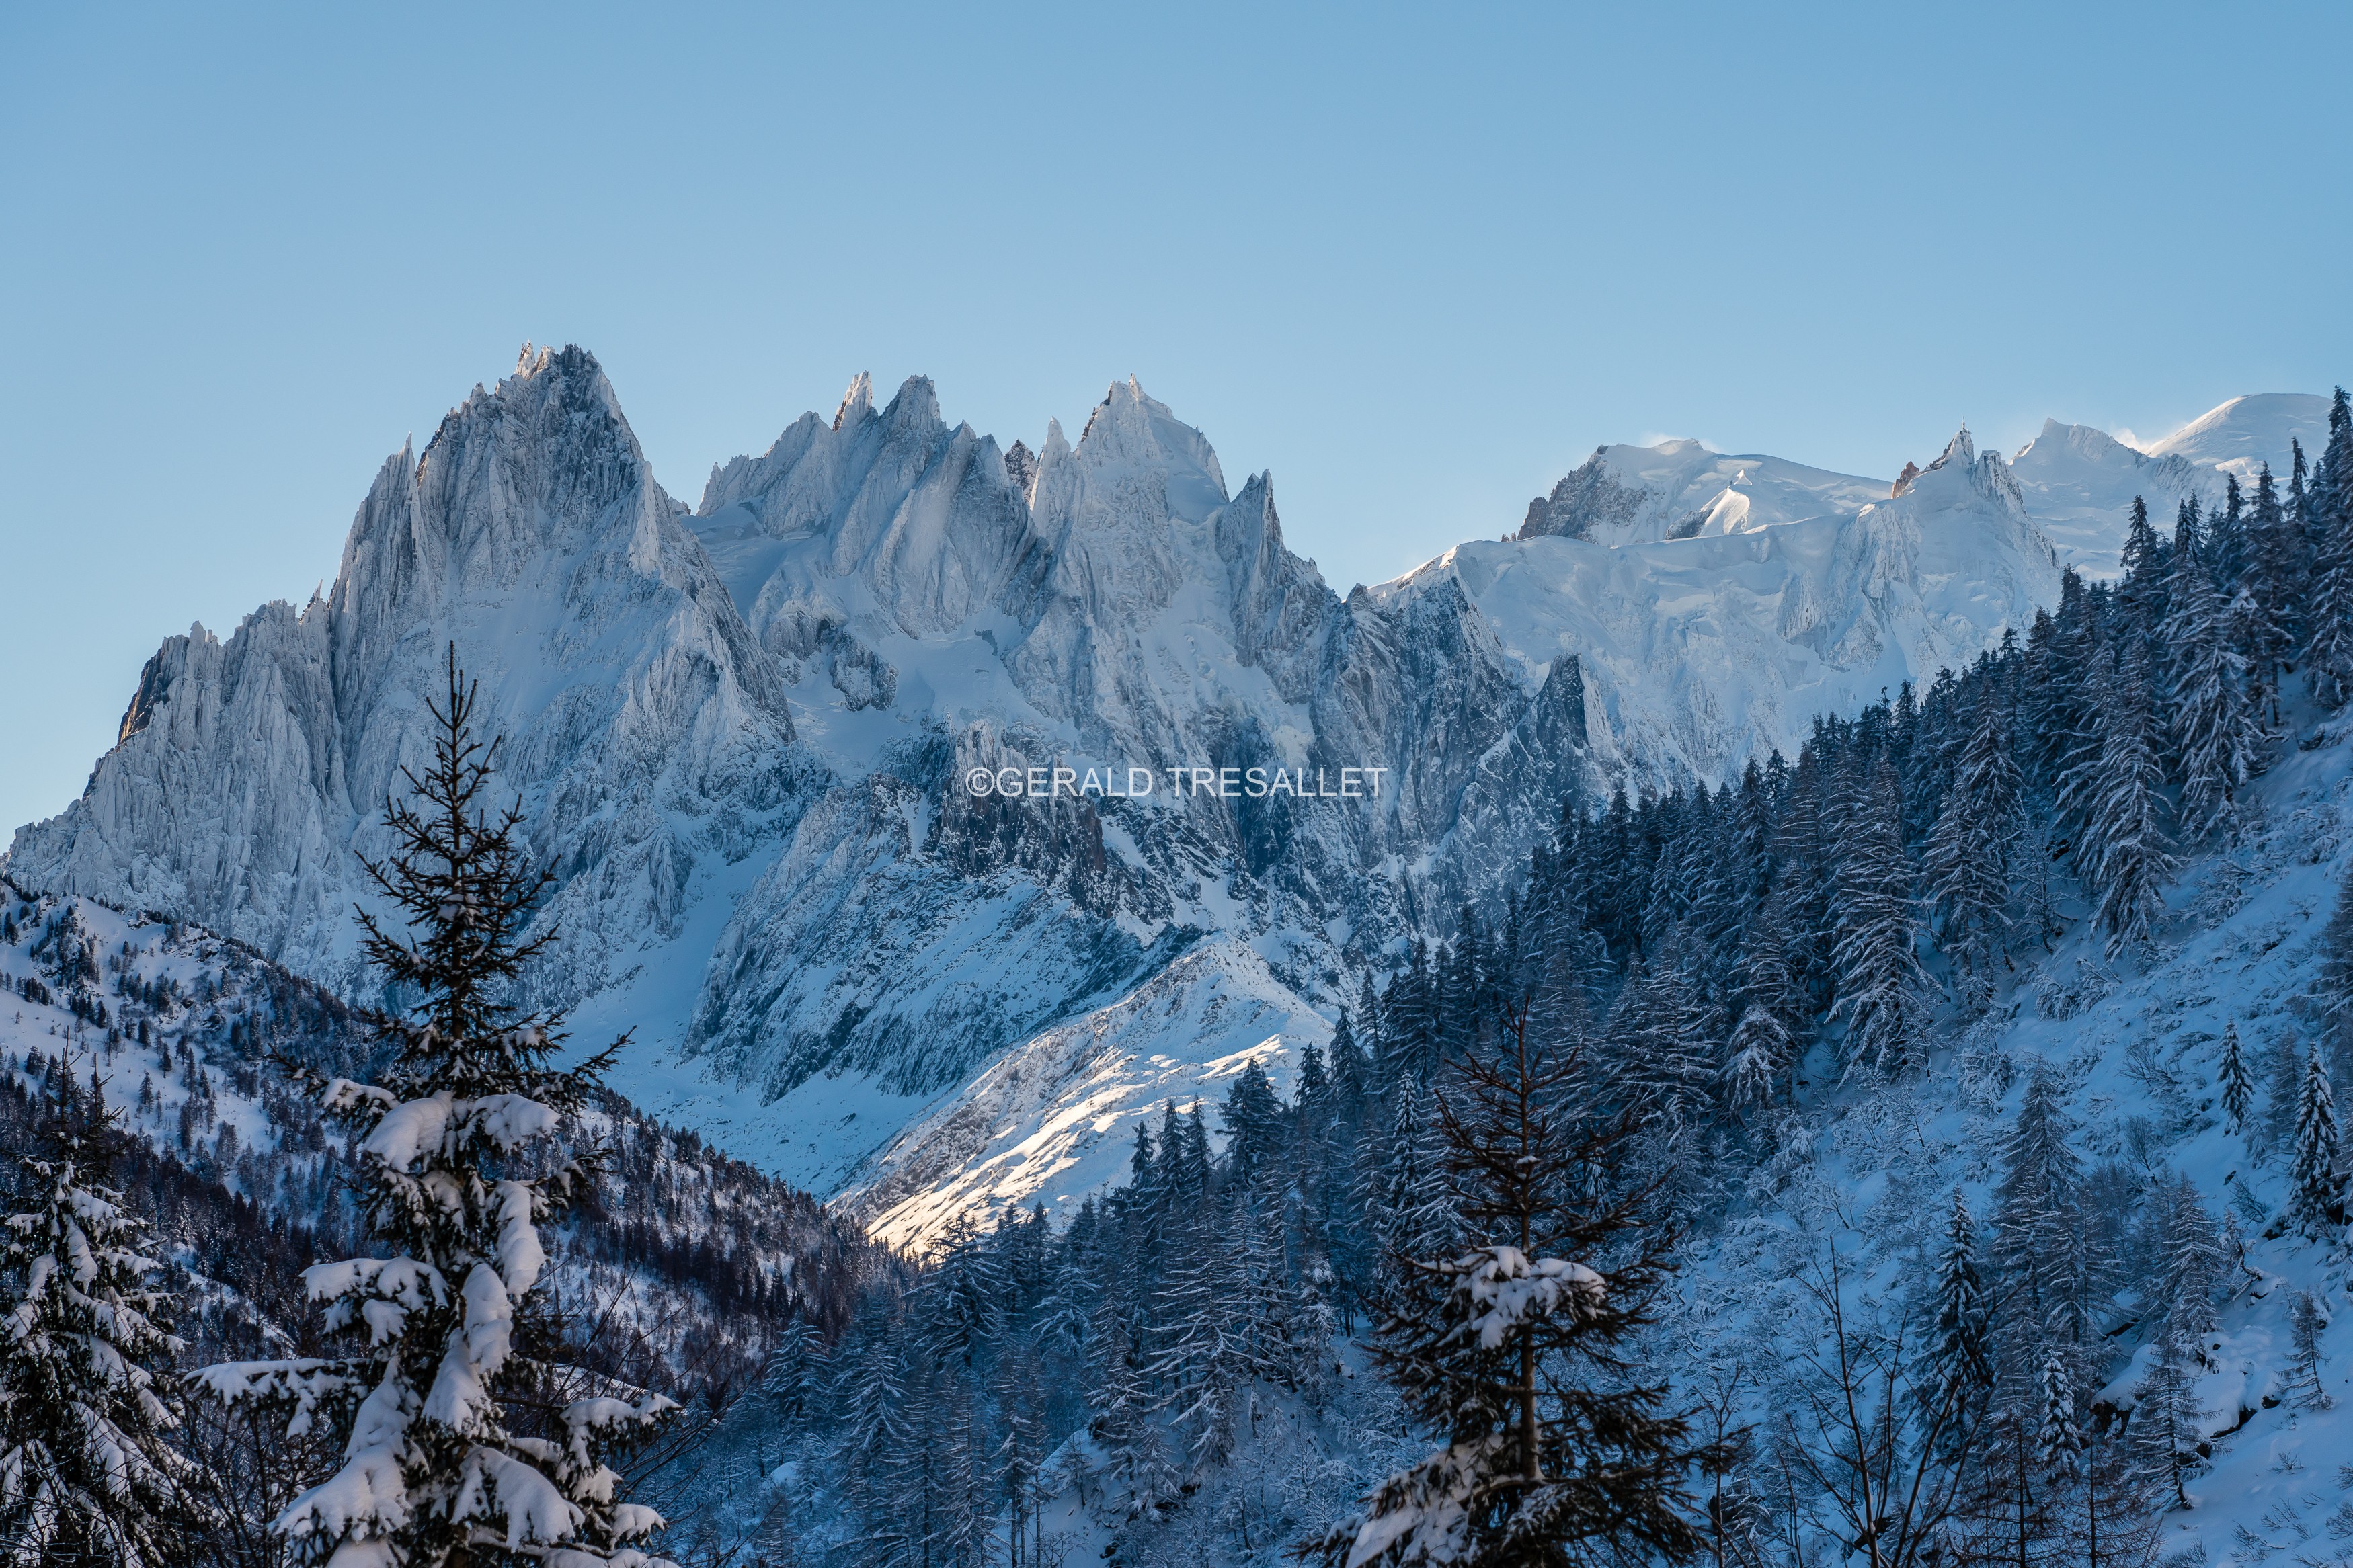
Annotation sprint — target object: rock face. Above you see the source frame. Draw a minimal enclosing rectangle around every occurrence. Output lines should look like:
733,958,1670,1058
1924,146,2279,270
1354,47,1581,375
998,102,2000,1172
13,347,2171,1242
7,345,805,1003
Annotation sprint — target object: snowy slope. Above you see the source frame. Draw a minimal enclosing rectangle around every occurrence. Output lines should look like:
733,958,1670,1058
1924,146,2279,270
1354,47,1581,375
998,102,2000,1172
842,938,1329,1246
1663,710,2353,1566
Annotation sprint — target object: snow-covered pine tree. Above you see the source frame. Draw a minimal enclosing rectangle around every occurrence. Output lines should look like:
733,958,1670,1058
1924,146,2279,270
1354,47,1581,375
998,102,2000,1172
1310,1007,1712,1568
1146,1193,1247,1465
2147,1172,2223,1348
1921,687,2024,981
2287,1045,2344,1237
1722,1002,1792,1121
1220,1059,1287,1189
2217,1021,2254,1137
1990,1063,2089,1385
1083,1301,1171,1521
2245,461,2303,718
2116,495,2166,638
2304,388,2353,708
1921,1188,1993,1422
2126,1337,2198,1512
1611,950,1714,1128
1829,762,1930,1077
0,1063,195,1567
2032,1352,2082,1483
2069,643,2176,953
2163,542,2262,839
762,1316,828,1433
1366,1077,1454,1311
196,649,673,1567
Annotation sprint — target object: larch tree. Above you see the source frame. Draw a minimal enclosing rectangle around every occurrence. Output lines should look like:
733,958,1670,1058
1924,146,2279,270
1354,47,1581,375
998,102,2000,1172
196,649,674,1568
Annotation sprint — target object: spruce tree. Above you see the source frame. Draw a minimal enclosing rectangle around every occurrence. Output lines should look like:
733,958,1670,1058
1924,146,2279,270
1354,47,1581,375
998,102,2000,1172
1921,688,2023,979
2163,547,2262,839
1921,1188,1992,1420
1220,1059,1288,1188
1366,1077,1455,1310
2032,1352,2082,1483
196,650,672,1567
2304,388,2353,708
2148,1173,2222,1346
0,1065,195,1567
762,1317,828,1433
1310,1008,1713,1568
1829,764,1929,1076
2245,461,2301,714
2217,1021,2254,1137
2128,1337,2197,1512
1991,1063,2089,1379
2065,643,2176,953
2288,1046,2344,1237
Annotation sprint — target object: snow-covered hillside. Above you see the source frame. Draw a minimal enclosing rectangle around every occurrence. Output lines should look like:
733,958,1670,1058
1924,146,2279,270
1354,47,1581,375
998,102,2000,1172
1665,710,2353,1567
2,350,2331,1245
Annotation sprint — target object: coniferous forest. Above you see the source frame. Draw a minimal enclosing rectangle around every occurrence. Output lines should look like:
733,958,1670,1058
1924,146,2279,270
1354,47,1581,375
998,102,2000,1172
4,394,2353,1565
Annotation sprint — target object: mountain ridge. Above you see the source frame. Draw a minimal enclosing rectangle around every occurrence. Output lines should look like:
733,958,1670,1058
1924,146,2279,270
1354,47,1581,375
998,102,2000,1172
3,349,2327,1239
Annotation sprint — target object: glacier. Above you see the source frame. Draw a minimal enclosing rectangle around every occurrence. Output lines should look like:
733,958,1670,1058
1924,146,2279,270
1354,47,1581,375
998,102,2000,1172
2,345,2325,1243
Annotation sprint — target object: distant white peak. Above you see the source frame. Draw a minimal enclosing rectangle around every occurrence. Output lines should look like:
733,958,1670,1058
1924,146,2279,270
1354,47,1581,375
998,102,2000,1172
2146,393,2331,467
833,372,873,432
2016,418,2137,464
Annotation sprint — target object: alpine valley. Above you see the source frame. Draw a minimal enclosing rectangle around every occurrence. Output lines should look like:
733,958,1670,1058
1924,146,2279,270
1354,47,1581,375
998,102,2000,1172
1,350,2327,1248
15,346,2353,1566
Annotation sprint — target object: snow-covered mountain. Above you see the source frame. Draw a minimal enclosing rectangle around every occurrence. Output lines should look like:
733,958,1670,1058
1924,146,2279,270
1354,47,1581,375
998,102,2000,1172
1523,394,2328,582
1,351,2321,1244
1516,439,1891,546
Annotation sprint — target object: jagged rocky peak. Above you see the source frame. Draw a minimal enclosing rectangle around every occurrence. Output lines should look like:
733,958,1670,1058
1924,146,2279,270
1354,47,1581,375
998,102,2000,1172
1517,447,1641,541
9,341,794,997
1058,376,1227,513
1904,424,2028,516
1002,438,1038,498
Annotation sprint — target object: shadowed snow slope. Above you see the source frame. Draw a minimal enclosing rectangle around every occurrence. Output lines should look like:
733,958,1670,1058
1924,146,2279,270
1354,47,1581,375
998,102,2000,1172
1665,714,2353,1568
4,352,2321,1245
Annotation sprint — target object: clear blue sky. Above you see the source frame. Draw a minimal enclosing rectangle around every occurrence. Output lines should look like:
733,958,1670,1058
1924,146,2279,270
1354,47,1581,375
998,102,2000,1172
4,1,2349,835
